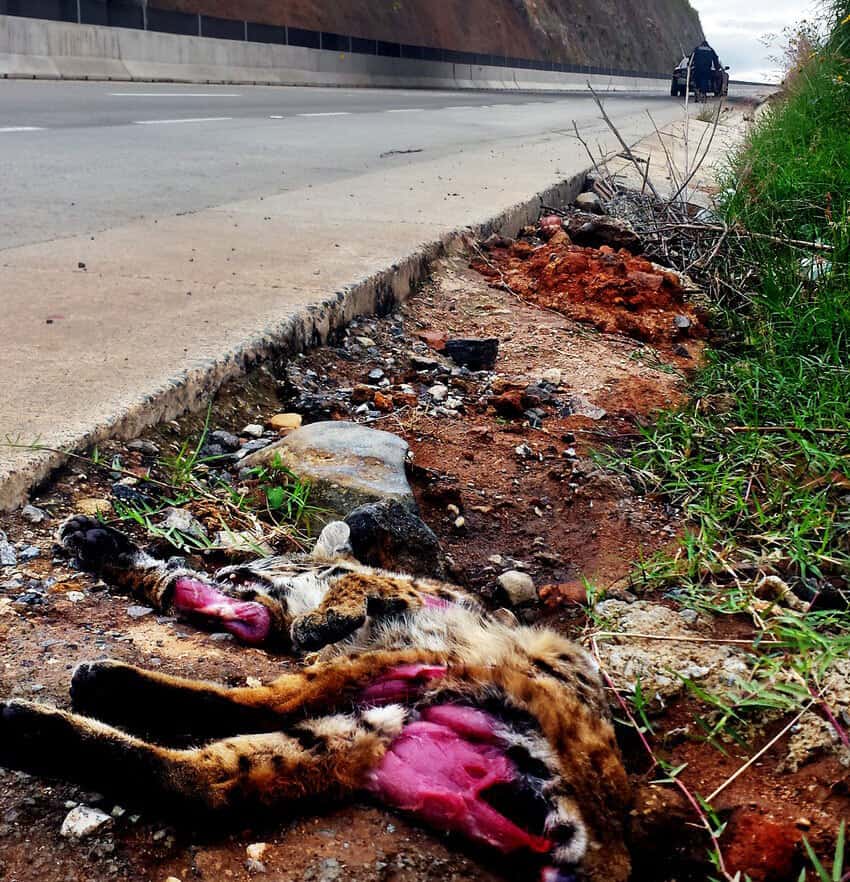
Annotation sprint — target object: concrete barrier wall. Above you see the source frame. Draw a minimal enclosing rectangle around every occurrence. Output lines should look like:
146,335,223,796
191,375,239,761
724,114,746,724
0,15,670,92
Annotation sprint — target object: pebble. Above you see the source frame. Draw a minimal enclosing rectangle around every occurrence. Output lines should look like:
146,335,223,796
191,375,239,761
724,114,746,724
209,430,240,451
0,533,17,566
678,608,699,625
126,439,160,456
356,336,376,348
497,570,536,605
539,368,563,387
20,504,48,524
453,516,466,530
673,314,693,331
66,591,86,603
236,438,274,459
428,383,449,402
60,805,112,839
242,424,265,439
269,413,303,431
367,368,385,382
76,497,112,517
19,546,40,561
127,605,154,619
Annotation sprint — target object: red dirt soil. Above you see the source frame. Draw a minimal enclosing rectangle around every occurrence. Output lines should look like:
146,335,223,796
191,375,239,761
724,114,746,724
474,236,706,350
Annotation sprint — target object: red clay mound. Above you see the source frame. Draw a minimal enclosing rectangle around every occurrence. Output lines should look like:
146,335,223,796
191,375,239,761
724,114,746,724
475,238,705,348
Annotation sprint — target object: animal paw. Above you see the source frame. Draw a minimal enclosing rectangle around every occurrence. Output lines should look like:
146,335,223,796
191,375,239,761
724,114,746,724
60,515,140,573
291,608,366,653
0,699,74,775
71,660,141,720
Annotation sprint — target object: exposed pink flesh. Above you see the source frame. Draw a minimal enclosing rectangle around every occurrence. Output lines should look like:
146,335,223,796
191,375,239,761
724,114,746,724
366,706,552,855
359,664,447,705
423,595,453,609
173,577,272,645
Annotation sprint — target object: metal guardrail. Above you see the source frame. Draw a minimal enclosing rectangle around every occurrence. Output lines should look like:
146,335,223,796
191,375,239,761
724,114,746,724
0,0,671,80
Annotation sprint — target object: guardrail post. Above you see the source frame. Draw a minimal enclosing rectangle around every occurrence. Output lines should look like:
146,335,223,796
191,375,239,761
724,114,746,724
76,0,81,23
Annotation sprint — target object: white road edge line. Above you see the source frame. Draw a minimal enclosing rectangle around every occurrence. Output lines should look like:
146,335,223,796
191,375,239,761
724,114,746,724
296,112,351,117
111,93,241,97
133,117,233,125
386,108,424,113
0,126,45,133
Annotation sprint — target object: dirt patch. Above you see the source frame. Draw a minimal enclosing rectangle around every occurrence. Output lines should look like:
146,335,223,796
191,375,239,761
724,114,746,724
473,234,706,351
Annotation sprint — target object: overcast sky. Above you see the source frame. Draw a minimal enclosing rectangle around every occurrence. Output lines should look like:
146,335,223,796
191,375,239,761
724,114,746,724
693,0,818,80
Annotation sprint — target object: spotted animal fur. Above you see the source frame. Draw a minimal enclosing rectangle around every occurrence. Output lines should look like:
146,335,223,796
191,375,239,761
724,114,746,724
0,516,632,882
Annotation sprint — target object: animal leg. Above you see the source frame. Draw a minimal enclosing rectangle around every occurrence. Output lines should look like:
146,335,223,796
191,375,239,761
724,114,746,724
61,515,277,644
0,698,406,813
291,572,430,651
70,651,447,741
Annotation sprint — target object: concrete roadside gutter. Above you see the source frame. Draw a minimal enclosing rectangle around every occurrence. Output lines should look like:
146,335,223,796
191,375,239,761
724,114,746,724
0,112,688,511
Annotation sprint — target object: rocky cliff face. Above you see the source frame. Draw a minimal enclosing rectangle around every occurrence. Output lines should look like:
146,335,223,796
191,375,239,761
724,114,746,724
155,0,704,75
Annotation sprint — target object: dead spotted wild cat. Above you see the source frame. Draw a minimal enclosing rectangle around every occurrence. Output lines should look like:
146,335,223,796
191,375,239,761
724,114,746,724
0,515,634,882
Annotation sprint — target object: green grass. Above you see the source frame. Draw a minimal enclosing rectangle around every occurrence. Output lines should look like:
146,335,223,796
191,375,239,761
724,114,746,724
601,4,850,765
619,41,850,598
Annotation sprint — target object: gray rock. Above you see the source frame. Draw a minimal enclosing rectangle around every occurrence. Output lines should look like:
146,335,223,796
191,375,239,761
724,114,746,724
443,338,499,371
240,422,415,527
126,439,159,456
367,368,385,382
575,191,604,214
428,383,449,402
241,424,265,439
673,314,693,331
127,605,154,619
209,430,240,451
20,504,48,524
0,533,15,567
60,805,112,839
345,500,447,578
497,570,536,605
235,438,274,460
19,546,40,562
564,213,642,253
161,508,207,540
565,394,607,421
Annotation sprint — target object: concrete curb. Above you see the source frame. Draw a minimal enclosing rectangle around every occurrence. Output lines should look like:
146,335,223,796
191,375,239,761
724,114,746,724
0,15,669,93
0,173,585,511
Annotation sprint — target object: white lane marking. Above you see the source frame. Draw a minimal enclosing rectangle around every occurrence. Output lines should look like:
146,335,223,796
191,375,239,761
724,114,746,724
297,111,350,117
269,115,285,119
443,105,476,110
386,108,424,113
133,117,233,125
0,126,45,133
111,92,240,97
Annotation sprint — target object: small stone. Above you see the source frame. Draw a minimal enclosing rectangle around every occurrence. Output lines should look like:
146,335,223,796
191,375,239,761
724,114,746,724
76,497,112,517
446,504,460,517
236,438,273,459
111,806,126,818
246,843,268,861
162,507,207,540
18,546,40,561
20,504,48,524
417,329,447,351
539,581,587,607
443,338,499,371
498,570,536,605
60,805,112,839
269,413,303,432
209,632,235,642
209,430,240,451
165,878,183,882
515,443,533,459
372,392,394,412
795,817,811,830
126,439,159,456
0,533,16,567
673,314,693,331
355,336,376,348
539,368,562,387
428,383,449,402
411,355,441,371
565,395,607,421
453,516,466,530
242,424,265,439
488,554,504,566
678,608,699,625
65,591,86,603
127,605,154,619
490,389,525,419
445,396,463,409
367,368,385,382
575,191,604,214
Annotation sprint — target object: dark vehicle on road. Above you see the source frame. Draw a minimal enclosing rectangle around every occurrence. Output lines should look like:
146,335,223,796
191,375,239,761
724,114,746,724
671,48,729,98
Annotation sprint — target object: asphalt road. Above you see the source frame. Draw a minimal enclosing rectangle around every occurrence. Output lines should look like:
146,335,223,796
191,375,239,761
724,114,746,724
0,80,690,249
